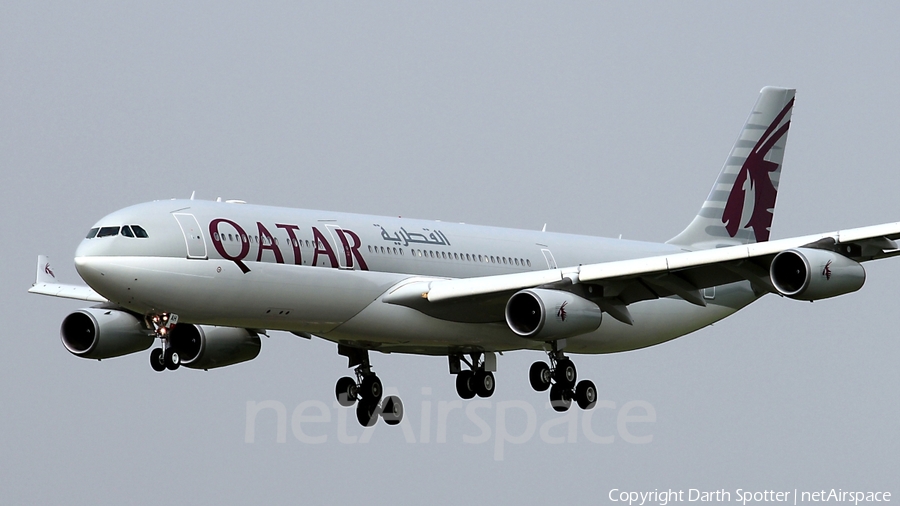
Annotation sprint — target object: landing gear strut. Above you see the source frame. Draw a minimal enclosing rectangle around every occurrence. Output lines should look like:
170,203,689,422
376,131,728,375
530,341,596,411
334,345,404,427
450,352,496,400
147,313,180,372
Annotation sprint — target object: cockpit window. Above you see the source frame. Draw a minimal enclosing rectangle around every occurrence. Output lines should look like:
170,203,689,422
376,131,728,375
85,224,148,239
97,226,120,238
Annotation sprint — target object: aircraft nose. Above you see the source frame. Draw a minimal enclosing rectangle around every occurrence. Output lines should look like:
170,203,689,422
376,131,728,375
74,234,112,259
74,255,105,287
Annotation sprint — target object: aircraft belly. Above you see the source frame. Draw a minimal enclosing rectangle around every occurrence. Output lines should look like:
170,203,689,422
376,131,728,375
321,300,537,354
563,299,735,353
321,282,760,356
76,256,403,333
568,282,760,353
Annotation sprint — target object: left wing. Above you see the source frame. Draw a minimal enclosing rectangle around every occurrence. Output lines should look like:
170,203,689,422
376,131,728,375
383,222,900,323
28,255,107,303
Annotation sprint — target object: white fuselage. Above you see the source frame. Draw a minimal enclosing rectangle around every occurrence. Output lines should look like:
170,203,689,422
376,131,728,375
74,199,760,355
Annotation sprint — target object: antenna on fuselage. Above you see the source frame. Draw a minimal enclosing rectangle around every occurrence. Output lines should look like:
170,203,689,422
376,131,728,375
541,223,547,232
190,191,196,200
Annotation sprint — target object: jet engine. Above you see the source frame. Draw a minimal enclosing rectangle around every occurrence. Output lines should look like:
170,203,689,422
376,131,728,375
168,324,261,370
505,288,602,341
61,308,155,360
770,247,866,301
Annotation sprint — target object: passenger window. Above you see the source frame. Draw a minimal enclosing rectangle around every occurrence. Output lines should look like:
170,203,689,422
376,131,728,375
526,259,531,267
131,225,149,238
86,228,99,239
121,226,134,238
97,226,119,237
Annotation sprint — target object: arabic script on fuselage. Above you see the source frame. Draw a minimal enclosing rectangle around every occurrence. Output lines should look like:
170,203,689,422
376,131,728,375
376,225,451,247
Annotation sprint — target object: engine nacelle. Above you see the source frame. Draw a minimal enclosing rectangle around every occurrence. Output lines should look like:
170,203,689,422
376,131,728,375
505,288,602,341
168,324,261,370
770,247,866,301
61,308,155,360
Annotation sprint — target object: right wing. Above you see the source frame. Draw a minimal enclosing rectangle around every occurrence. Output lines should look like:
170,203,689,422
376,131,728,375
28,255,107,303
383,221,900,324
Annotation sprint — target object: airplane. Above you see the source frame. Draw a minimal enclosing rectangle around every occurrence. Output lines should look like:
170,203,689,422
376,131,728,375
30,87,900,428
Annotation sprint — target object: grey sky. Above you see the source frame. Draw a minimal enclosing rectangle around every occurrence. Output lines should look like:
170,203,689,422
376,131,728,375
2,2,898,504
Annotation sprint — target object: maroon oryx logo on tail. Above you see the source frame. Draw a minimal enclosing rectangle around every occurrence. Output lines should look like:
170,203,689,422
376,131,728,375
722,98,794,243
44,262,55,279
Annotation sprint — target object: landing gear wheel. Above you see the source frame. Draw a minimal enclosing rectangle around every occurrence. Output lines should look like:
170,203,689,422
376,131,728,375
381,396,404,425
474,370,495,398
575,380,597,410
150,348,165,372
335,376,358,407
456,370,476,400
549,383,572,412
356,399,378,427
529,361,551,392
359,375,383,402
555,358,576,388
164,347,180,371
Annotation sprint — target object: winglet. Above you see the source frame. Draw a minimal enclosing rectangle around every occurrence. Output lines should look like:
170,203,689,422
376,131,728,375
29,255,107,302
36,255,57,285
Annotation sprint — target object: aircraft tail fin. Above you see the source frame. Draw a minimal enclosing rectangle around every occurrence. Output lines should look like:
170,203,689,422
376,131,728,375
667,87,796,249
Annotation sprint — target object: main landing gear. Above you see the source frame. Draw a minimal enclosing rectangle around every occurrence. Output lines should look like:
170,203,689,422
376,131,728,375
529,342,597,412
147,313,180,372
334,345,404,427
449,352,496,400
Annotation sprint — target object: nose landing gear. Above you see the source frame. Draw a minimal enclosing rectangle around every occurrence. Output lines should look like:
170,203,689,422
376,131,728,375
147,313,180,372
530,342,596,411
334,345,404,427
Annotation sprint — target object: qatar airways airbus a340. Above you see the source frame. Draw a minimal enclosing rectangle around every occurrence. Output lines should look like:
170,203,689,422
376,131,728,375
31,87,900,427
